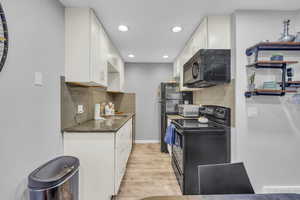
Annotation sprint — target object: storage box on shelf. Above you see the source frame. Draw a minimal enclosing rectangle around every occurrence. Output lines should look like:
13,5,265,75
245,42,300,98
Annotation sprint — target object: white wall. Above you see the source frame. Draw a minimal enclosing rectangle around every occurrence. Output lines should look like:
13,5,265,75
233,10,300,193
295,10,300,31
124,63,173,142
0,1,65,199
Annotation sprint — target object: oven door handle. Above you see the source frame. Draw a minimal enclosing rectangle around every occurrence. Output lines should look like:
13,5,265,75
174,127,183,147
172,155,183,175
187,128,226,134
174,127,183,134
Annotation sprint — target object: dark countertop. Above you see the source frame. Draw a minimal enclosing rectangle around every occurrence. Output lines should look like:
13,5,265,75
63,113,135,133
141,194,300,200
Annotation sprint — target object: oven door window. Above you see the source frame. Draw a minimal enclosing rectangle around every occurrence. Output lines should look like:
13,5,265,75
183,61,194,84
173,130,184,172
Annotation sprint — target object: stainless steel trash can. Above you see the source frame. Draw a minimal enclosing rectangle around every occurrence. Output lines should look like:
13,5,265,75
28,156,79,200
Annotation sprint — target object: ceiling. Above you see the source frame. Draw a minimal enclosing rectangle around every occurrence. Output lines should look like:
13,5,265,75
59,0,300,63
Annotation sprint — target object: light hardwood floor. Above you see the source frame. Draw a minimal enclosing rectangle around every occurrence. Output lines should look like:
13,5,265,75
116,144,181,200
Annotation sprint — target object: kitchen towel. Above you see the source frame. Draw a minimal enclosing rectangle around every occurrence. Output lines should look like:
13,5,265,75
164,124,175,145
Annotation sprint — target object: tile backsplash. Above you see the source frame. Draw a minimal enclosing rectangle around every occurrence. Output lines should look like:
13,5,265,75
193,80,235,127
61,77,135,130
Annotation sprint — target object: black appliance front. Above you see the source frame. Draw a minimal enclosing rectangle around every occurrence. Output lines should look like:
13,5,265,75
171,106,231,195
159,82,192,153
160,99,184,153
183,49,231,88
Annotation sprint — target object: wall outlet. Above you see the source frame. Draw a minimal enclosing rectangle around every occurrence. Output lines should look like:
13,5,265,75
34,72,43,86
247,106,258,117
77,105,84,114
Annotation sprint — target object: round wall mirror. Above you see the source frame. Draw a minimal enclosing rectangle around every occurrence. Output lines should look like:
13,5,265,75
0,3,8,72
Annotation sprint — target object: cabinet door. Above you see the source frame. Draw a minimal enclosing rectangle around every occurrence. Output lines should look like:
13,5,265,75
99,25,108,86
114,119,133,194
90,11,102,84
182,18,208,63
127,119,133,155
207,16,231,49
64,132,115,200
65,8,91,83
115,127,124,194
119,59,125,92
193,17,208,50
173,59,180,78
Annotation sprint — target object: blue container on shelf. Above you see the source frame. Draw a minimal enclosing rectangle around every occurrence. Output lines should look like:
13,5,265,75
263,81,280,90
270,54,284,61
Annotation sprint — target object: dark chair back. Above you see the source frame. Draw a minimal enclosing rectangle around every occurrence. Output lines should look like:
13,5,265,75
198,162,255,195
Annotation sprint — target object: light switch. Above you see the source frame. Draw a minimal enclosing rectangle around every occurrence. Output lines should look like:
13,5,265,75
34,72,43,86
77,105,84,114
247,106,258,117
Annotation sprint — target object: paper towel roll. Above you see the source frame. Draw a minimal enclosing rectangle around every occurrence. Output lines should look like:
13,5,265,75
94,104,101,120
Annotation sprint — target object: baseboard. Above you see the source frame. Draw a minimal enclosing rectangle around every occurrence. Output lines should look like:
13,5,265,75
134,140,160,144
263,186,300,194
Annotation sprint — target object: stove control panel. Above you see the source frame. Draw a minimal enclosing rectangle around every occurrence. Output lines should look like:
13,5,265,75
199,105,230,126
200,107,214,115
215,108,227,119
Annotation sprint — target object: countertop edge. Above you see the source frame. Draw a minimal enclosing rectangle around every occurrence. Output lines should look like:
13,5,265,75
62,113,135,133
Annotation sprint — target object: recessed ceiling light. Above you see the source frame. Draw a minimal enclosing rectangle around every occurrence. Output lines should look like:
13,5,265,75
163,55,169,59
128,54,135,58
118,25,129,32
172,26,182,33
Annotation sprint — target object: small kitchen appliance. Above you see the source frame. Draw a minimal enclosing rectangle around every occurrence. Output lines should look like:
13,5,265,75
178,104,200,117
183,49,231,88
94,104,103,120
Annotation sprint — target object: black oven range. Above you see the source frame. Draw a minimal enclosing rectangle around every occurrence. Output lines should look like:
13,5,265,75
171,105,231,195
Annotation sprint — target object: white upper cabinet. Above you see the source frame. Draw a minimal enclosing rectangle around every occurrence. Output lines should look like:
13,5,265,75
174,15,231,91
65,8,107,86
173,59,180,79
191,17,208,53
119,60,125,92
107,42,125,93
207,16,231,49
90,11,107,86
65,8,124,90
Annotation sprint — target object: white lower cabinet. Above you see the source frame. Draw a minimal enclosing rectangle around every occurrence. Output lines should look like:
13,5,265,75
64,118,133,200
115,119,132,192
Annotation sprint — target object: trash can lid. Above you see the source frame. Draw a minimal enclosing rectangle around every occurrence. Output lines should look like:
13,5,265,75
28,156,79,189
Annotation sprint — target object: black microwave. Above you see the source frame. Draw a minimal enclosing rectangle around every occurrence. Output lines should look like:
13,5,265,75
183,49,231,88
